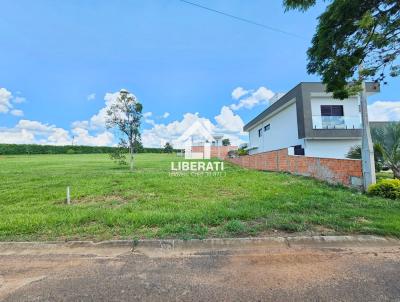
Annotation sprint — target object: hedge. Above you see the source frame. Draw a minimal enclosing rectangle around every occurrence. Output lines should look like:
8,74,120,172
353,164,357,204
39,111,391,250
0,144,179,155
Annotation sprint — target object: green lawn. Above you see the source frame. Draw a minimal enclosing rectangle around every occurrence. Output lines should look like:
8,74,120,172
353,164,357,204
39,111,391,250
1,153,400,241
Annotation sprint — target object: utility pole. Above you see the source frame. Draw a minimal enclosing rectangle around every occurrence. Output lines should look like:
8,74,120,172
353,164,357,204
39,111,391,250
359,64,376,190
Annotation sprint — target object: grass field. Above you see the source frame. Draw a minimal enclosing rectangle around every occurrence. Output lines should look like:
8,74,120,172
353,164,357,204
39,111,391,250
1,153,400,241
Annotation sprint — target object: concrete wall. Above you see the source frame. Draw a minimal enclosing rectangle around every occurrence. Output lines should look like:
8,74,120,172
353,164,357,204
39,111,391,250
304,138,361,159
226,148,362,189
248,102,304,154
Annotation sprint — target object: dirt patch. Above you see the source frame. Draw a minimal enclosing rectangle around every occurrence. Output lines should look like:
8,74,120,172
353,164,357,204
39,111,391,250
312,225,337,235
354,216,372,224
70,192,161,207
74,194,131,204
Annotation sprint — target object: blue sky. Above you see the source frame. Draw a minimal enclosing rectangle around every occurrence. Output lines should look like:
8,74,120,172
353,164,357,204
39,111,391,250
0,0,399,147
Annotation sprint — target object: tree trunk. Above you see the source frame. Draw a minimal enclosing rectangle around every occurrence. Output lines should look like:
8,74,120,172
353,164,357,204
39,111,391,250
129,146,134,172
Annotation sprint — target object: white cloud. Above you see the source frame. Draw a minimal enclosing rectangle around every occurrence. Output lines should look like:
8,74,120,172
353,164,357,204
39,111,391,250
141,113,213,148
0,87,26,115
73,91,121,130
0,88,247,148
13,96,26,104
145,118,156,126
10,109,24,117
231,87,250,100
0,119,114,146
0,88,12,113
141,107,246,148
368,101,400,121
0,119,71,145
0,128,36,144
88,92,117,129
71,120,89,129
16,119,53,133
230,86,275,110
215,106,245,134
87,93,96,101
0,90,125,145
44,128,71,145
71,127,114,146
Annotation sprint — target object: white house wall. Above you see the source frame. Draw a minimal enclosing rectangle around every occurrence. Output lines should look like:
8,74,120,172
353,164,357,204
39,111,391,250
310,96,360,120
248,102,303,154
304,139,361,159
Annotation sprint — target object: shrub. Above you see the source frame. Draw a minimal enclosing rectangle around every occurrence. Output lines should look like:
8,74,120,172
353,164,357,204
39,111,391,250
237,148,248,156
66,149,75,154
367,179,400,199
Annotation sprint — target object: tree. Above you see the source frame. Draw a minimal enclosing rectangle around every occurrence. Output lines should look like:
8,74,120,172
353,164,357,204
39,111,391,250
371,122,400,178
109,146,128,166
106,89,143,171
133,140,144,153
284,0,400,99
283,0,400,188
222,138,231,146
164,142,174,153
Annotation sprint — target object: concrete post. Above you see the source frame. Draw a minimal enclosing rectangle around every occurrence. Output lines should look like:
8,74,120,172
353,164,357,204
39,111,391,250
359,69,376,190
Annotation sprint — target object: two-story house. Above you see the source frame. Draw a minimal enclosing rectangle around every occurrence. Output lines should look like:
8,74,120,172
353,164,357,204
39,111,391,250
244,82,380,159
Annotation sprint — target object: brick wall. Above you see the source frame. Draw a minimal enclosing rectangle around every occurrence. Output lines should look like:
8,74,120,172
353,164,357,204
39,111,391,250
191,146,238,159
226,148,363,189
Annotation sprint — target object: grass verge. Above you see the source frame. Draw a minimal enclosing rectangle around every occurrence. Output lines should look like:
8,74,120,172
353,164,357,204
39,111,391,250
0,153,399,241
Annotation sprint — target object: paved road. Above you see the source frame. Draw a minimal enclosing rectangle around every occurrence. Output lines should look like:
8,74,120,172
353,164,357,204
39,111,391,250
0,241,400,301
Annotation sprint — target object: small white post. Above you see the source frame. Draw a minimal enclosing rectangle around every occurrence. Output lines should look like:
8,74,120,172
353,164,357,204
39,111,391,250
66,186,71,205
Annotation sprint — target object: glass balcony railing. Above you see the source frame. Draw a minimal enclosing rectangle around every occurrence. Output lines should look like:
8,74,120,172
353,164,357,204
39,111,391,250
312,115,362,129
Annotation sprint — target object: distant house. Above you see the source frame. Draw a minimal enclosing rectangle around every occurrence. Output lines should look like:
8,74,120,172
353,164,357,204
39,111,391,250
244,82,380,159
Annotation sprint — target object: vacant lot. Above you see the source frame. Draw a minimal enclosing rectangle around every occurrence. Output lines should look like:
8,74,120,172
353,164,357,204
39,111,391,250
0,153,399,241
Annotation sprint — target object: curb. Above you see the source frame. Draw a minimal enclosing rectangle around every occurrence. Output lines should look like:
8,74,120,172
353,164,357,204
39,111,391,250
0,235,398,251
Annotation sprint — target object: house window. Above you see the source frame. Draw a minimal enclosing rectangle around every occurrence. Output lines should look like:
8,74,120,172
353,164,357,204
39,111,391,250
258,128,262,137
264,124,270,132
320,105,345,128
321,105,344,116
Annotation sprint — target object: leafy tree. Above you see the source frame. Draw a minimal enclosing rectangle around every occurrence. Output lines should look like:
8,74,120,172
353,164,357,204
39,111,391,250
164,142,174,153
106,89,143,171
371,122,400,178
284,0,400,99
222,138,231,146
109,146,128,166
133,140,144,153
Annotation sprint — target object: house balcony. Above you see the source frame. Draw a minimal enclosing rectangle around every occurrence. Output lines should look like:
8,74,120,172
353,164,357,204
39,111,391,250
312,115,362,130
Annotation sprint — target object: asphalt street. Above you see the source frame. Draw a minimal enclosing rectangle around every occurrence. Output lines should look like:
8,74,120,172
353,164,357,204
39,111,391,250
1,240,400,301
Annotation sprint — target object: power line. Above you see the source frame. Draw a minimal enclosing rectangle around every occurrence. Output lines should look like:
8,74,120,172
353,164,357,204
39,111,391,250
178,0,305,39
